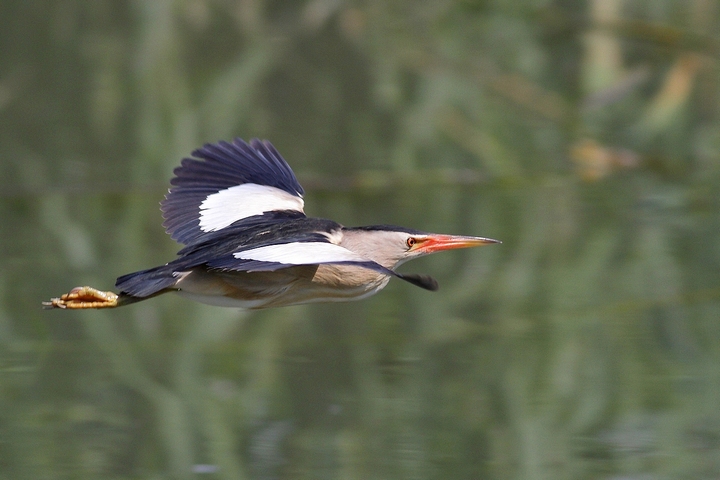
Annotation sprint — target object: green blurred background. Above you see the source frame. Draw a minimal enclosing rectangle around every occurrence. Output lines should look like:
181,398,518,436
2,1,720,478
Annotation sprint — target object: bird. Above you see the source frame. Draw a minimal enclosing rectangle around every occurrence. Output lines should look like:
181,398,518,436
44,138,499,310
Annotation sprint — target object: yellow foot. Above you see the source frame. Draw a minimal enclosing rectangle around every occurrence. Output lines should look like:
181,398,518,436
43,286,119,309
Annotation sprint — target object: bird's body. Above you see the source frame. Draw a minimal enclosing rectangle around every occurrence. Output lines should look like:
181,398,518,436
173,264,390,309
45,138,498,310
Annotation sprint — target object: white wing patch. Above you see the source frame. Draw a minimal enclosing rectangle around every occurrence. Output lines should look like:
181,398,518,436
233,242,369,265
198,183,304,233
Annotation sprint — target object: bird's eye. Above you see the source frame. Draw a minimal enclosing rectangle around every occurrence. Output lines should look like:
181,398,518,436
406,237,417,249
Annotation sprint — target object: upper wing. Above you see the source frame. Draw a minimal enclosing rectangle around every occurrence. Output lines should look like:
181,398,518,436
161,138,305,245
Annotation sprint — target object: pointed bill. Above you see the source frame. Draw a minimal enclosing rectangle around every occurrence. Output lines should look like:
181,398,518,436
412,234,501,254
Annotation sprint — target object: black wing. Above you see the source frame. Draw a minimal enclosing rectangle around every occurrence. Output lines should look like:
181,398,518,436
161,138,305,246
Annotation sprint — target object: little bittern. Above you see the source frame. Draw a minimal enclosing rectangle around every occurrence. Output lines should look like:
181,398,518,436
45,139,499,310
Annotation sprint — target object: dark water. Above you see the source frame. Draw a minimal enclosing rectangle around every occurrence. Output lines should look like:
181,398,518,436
2,1,720,478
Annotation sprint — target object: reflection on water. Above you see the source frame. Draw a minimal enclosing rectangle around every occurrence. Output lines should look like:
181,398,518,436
3,1,720,478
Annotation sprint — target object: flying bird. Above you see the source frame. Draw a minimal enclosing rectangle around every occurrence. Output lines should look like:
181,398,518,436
44,138,499,310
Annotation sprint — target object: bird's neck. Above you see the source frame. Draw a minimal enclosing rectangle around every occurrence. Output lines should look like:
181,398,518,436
336,229,401,270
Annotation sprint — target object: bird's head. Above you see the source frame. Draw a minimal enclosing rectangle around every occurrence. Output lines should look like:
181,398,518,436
340,225,500,270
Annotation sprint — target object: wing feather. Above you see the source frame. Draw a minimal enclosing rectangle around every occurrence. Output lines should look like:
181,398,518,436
206,241,393,276
161,138,305,246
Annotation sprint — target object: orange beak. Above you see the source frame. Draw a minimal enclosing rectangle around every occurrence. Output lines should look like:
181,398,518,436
413,234,501,254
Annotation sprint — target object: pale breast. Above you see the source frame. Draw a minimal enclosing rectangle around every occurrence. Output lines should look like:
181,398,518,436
173,264,391,309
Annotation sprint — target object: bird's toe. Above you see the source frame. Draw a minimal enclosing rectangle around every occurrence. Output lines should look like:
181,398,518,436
43,286,119,309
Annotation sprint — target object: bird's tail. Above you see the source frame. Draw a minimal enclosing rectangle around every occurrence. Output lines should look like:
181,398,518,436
115,264,178,298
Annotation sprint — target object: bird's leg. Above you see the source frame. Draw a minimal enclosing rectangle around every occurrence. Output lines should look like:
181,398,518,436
43,286,119,309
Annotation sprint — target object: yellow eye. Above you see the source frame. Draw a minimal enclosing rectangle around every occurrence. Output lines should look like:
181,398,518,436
406,237,417,248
